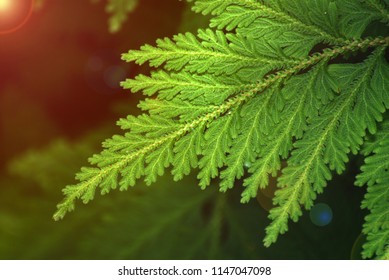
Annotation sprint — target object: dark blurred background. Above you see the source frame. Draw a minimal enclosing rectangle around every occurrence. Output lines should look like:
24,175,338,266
0,0,367,259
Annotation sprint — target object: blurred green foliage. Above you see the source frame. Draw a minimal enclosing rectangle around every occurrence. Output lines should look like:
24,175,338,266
92,0,139,33
0,126,367,259
2,127,265,259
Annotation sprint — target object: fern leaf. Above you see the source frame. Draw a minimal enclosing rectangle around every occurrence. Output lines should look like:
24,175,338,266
144,139,175,185
119,154,144,190
55,36,388,221
102,134,155,153
172,127,203,181
380,246,389,260
190,0,343,41
122,29,298,79
138,98,216,123
264,48,389,246
123,71,244,104
197,112,239,188
220,90,276,191
339,0,389,38
55,0,389,259
356,118,389,259
117,114,181,138
241,62,337,202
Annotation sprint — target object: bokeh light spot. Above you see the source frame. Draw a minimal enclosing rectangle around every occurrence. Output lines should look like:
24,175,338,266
84,50,130,95
309,203,333,227
87,56,104,72
104,65,126,89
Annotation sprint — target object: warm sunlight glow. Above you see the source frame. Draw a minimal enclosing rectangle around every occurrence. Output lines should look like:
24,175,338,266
0,0,11,12
0,0,34,35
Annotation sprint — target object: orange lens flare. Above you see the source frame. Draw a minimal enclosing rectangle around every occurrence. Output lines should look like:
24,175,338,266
0,0,11,11
0,0,34,35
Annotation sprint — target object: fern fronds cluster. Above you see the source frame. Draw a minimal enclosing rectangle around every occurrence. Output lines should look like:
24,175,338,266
55,0,389,258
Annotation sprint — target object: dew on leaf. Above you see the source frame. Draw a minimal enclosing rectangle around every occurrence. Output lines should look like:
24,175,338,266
104,65,126,89
244,161,251,169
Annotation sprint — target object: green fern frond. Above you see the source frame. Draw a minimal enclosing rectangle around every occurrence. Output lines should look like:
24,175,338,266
198,112,239,188
123,29,300,82
339,0,389,38
123,71,244,104
356,118,389,259
190,0,344,40
55,0,389,259
56,37,383,219
380,246,389,260
264,48,389,246
138,98,217,123
241,62,337,203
